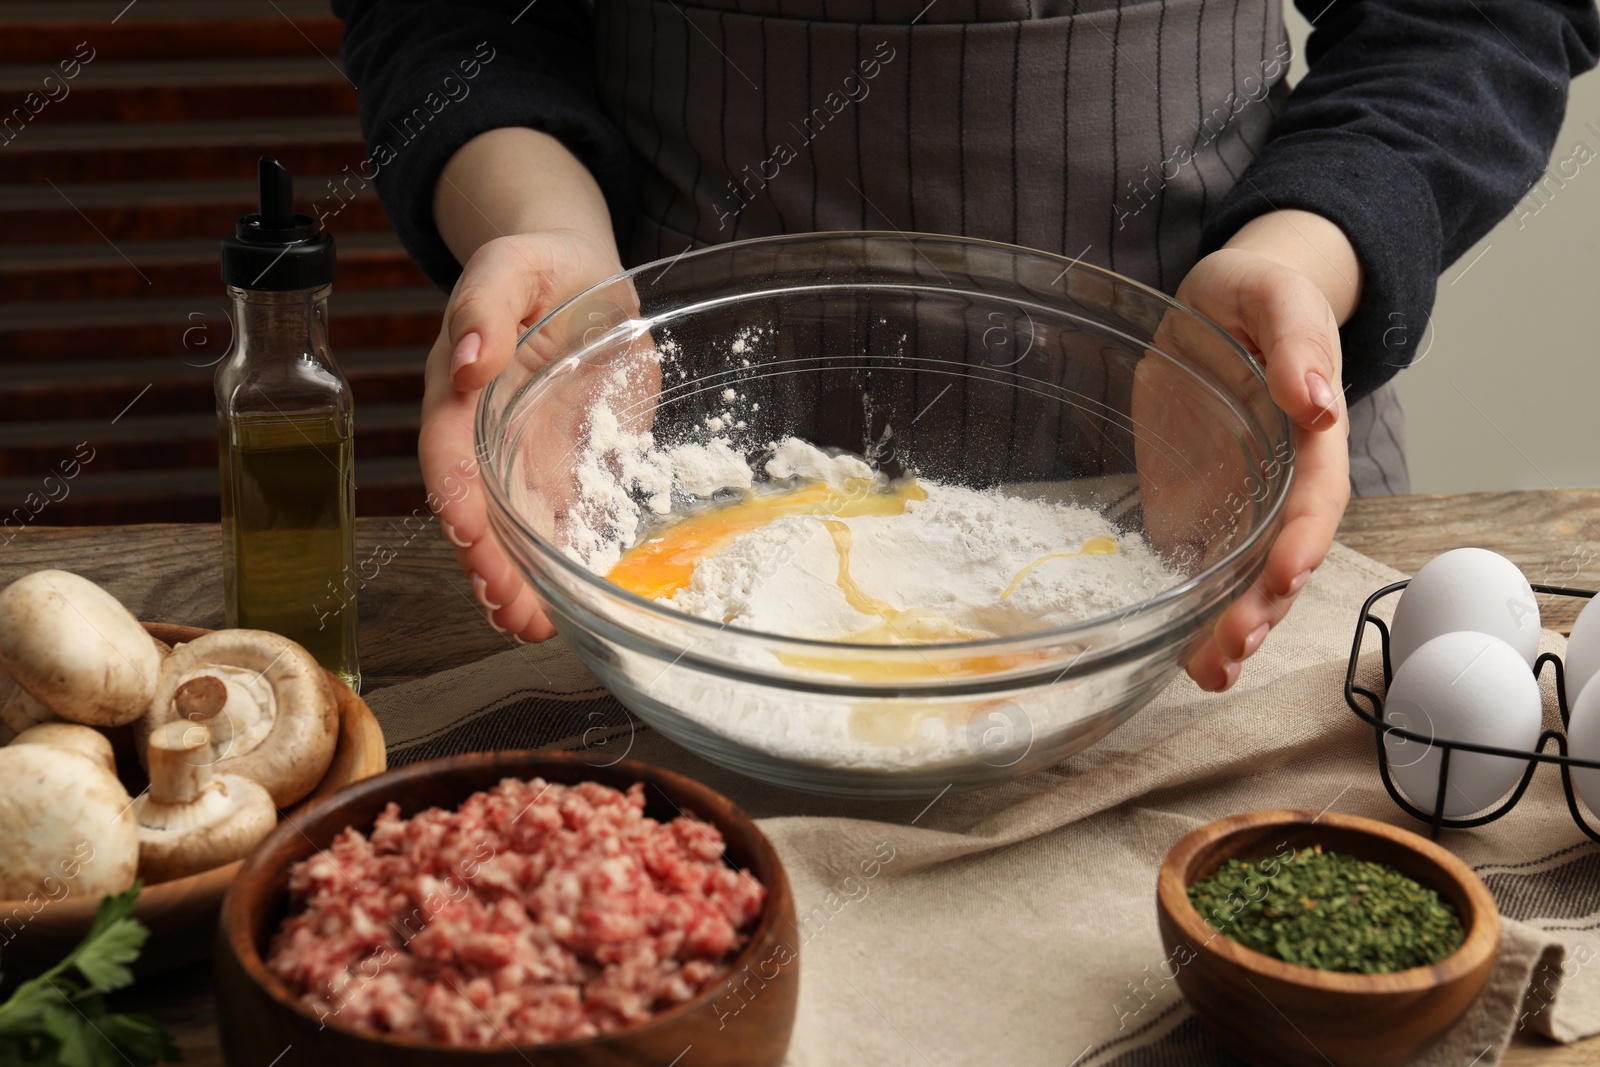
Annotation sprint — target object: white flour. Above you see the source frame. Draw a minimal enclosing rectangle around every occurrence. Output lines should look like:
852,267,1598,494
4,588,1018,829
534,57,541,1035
764,437,872,486
557,356,1179,771
669,437,752,497
563,361,754,574
565,368,671,575
664,476,1163,641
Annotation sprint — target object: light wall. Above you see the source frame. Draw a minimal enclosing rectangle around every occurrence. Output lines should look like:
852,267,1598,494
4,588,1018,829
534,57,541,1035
1283,7,1600,493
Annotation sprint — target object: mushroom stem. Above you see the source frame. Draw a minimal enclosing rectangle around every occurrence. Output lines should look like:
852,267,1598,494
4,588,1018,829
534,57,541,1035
147,719,212,803
175,675,226,721
140,630,338,807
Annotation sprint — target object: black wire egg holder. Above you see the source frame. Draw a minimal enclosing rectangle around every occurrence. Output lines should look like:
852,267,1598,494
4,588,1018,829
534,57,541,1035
1345,580,1600,842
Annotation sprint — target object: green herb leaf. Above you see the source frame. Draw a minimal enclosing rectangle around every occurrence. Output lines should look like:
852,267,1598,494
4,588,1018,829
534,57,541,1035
95,1016,181,1065
0,991,53,1041
0,885,179,1066
69,887,148,993
38,1004,91,1067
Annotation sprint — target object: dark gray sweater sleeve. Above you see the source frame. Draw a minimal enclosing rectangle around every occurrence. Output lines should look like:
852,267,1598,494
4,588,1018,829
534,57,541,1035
1199,0,1600,403
331,0,638,291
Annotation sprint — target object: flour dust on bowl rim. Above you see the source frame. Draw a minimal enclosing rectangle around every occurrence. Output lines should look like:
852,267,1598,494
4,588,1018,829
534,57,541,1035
477,232,1293,796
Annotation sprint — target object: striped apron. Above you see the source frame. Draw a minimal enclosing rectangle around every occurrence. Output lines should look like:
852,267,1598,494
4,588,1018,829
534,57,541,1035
592,0,1409,495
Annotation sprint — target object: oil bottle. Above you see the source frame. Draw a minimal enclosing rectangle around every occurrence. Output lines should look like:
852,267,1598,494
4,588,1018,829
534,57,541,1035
217,156,359,690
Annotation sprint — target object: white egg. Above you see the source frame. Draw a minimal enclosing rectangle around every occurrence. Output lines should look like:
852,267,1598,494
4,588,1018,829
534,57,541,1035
1563,595,1600,707
1568,677,1600,814
1383,631,1542,818
1390,548,1540,671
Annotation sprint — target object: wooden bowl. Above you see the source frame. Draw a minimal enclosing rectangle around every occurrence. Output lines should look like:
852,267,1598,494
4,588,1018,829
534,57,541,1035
0,623,386,986
1156,809,1499,1067
216,750,798,1067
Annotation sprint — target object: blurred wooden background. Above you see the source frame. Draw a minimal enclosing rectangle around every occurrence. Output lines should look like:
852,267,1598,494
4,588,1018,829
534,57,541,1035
0,0,437,525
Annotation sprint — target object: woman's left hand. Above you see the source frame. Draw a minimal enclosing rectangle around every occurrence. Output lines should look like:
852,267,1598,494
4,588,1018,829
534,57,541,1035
1173,209,1361,691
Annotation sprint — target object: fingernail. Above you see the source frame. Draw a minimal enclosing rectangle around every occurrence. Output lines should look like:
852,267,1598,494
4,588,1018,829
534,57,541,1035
1243,622,1270,658
511,633,530,646
1288,569,1311,595
1224,660,1242,689
441,519,472,549
1306,371,1335,415
470,571,503,612
488,615,509,636
450,332,482,377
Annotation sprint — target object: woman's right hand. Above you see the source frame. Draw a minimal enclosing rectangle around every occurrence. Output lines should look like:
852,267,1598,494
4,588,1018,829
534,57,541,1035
419,227,624,642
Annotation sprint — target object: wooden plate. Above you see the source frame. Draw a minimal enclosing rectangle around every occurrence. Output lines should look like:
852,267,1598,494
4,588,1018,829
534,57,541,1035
0,623,386,986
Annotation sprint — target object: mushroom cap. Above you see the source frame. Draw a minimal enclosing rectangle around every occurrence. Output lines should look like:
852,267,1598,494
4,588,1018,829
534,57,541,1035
0,664,58,743
143,629,338,807
9,722,116,774
0,570,161,727
133,773,277,884
0,744,138,901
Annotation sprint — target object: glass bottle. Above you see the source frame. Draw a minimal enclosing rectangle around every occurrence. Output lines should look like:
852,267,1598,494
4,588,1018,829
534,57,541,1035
217,157,359,690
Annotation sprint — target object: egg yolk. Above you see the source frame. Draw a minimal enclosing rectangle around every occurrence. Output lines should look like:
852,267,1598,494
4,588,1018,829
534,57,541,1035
605,478,927,602
605,480,1115,684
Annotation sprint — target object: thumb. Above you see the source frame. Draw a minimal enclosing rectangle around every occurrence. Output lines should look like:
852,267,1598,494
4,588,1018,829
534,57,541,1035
444,231,626,395
1179,251,1348,435
1248,268,1346,433
443,237,545,394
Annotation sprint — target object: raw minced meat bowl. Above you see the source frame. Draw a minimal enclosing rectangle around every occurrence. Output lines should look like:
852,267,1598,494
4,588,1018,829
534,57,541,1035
265,776,767,1047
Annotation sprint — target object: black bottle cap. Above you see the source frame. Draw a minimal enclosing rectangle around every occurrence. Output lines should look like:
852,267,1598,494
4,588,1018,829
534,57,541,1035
221,156,336,290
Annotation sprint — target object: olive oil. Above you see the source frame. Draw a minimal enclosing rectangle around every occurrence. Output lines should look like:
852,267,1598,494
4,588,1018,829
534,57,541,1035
219,412,358,688
217,156,359,689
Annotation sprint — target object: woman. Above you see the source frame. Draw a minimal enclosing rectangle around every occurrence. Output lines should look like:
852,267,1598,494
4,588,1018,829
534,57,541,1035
333,0,1597,689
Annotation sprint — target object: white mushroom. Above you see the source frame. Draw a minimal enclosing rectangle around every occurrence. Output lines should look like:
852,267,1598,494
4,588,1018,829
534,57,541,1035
0,735,138,901
141,630,338,807
0,664,58,744
0,570,161,727
132,720,277,883
9,722,116,774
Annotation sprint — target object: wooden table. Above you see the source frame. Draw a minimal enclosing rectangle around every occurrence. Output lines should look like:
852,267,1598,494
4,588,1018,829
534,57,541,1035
7,490,1600,1065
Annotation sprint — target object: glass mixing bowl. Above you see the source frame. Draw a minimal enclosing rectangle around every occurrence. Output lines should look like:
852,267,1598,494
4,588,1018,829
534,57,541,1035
478,232,1292,796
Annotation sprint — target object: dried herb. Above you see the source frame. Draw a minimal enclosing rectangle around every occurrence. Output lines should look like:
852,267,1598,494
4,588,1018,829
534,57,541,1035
1187,845,1466,974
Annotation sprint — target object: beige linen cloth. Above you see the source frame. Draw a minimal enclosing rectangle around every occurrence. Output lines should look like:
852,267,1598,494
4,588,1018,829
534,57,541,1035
367,543,1600,1065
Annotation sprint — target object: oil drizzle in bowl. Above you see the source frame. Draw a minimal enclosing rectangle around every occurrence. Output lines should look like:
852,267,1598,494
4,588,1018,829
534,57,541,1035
772,518,1006,685
607,480,1112,697
776,527,1118,694
818,519,993,645
1001,536,1119,598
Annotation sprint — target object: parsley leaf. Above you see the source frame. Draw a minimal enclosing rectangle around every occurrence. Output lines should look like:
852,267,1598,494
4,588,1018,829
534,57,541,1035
67,892,147,994
0,885,181,1066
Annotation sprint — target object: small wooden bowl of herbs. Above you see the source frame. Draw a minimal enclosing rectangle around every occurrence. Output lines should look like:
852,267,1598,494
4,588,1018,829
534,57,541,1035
1156,809,1499,1067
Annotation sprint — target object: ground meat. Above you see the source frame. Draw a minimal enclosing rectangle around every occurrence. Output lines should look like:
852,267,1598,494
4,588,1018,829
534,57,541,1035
265,777,766,1046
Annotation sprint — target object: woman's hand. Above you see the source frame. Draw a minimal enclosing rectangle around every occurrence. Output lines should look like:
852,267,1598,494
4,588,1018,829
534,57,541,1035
420,229,624,642
1172,210,1360,691
421,129,624,642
